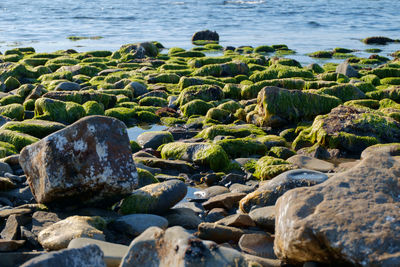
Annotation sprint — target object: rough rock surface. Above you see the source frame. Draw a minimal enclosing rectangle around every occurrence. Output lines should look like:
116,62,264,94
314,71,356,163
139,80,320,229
274,151,400,266
336,62,359,78
19,115,138,205
240,169,328,213
20,244,105,267
120,226,263,267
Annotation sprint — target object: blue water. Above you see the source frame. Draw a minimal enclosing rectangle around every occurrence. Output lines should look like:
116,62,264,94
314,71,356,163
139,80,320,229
0,0,399,62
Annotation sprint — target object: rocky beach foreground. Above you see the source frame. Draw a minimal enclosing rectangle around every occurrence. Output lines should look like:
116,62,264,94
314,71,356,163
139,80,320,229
0,31,399,266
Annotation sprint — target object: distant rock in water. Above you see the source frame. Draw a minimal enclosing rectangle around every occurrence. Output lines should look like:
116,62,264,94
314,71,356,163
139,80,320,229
362,36,398,45
19,115,138,206
192,30,219,44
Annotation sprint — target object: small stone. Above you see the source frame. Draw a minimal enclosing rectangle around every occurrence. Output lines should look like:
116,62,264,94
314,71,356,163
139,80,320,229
20,244,106,267
164,208,202,229
38,216,106,251
216,214,256,228
336,62,359,78
205,208,227,223
286,155,334,172
202,192,246,211
249,206,275,231
239,233,276,259
0,239,25,252
110,214,168,236
219,173,246,186
229,183,255,194
136,131,174,149
196,222,246,243
54,82,81,91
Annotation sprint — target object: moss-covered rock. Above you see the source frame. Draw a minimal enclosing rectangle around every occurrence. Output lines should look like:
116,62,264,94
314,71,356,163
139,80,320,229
308,51,333,58
316,84,365,102
196,124,265,140
344,99,380,109
268,146,296,159
0,103,25,120
161,142,229,171
138,96,168,107
34,98,85,124
0,141,18,158
0,129,39,151
177,76,224,91
242,78,305,99
137,168,159,188
188,57,232,68
0,95,25,106
180,99,214,117
222,84,242,100
175,85,224,106
216,138,267,158
0,119,65,139
253,156,294,180
145,73,180,84
137,111,160,123
217,100,241,113
247,86,341,127
104,107,136,125
368,68,400,79
205,107,230,123
42,90,116,108
4,76,20,91
193,62,249,77
292,105,400,152
82,101,104,115
366,87,400,102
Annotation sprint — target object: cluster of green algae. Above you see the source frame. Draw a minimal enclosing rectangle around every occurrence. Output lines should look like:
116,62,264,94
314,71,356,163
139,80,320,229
0,38,400,181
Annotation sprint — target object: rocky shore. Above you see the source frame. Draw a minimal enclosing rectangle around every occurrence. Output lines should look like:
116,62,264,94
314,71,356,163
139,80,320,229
0,31,399,266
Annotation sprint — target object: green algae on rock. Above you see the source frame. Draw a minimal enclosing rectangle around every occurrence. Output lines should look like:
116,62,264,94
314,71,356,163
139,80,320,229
253,156,294,180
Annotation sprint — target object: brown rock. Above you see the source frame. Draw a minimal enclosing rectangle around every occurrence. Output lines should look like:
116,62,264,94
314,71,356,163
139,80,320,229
274,151,400,266
0,240,25,252
249,206,275,231
216,214,256,228
1,214,31,240
196,222,246,243
19,116,138,206
239,233,276,259
202,192,246,211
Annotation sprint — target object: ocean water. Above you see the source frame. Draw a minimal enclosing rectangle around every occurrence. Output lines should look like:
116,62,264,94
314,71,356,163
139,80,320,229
0,0,399,61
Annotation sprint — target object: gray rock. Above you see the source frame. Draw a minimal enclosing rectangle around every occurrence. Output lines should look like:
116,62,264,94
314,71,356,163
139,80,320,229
68,238,128,267
111,214,168,236
249,206,275,230
31,211,62,236
20,244,106,267
1,214,30,240
0,251,44,267
120,226,263,267
274,150,400,265
164,207,203,229
286,155,334,172
137,131,174,149
54,82,81,91
19,116,138,206
173,201,205,215
229,183,255,194
240,169,328,213
205,207,227,223
203,192,246,211
0,239,25,251
239,233,276,259
133,157,194,174
0,162,13,176
38,216,106,250
200,185,230,198
127,82,148,97
118,180,187,215
336,62,359,78
216,214,256,228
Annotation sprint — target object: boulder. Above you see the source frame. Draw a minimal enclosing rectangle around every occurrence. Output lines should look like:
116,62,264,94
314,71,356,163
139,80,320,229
19,116,138,206
118,180,187,215
240,169,328,213
20,244,105,267
120,226,264,267
239,233,276,259
192,30,219,42
136,131,173,149
336,62,359,78
38,216,106,251
247,86,341,127
293,105,400,152
286,155,334,172
274,150,400,266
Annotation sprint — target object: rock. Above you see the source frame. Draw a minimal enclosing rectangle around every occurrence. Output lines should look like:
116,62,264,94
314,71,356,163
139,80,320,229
229,183,255,194
240,169,328,213
133,156,194,175
19,116,138,206
1,214,31,240
118,42,158,59
216,214,256,228
219,173,247,186
0,162,13,176
362,36,396,45
126,82,148,97
110,214,168,236
246,86,341,127
196,222,246,243
54,82,81,91
253,156,295,180
0,177,16,191
249,206,275,231
38,216,106,250
317,84,365,102
202,192,246,211
200,185,230,198
239,233,276,259
161,142,230,171
118,180,187,215
174,201,205,215
274,151,400,265
0,239,25,251
20,244,105,267
31,211,62,235
175,84,224,106
336,62,359,78
120,226,261,266
205,208,227,223
293,105,400,152
0,252,44,267
286,155,334,172
68,238,128,267
192,30,219,43
164,207,202,229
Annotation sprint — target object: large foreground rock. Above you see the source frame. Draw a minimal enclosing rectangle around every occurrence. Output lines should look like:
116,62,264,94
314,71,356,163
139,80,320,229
120,226,278,267
20,244,105,267
19,116,138,205
274,150,400,266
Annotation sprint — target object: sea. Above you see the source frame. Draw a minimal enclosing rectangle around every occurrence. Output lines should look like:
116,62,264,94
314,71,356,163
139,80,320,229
0,0,399,64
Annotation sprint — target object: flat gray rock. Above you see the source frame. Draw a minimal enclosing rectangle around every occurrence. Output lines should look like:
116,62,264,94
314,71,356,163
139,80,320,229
286,155,334,172
111,214,168,236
